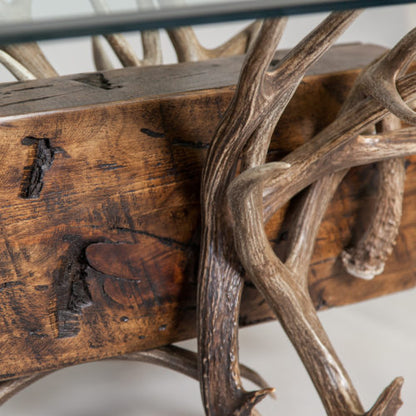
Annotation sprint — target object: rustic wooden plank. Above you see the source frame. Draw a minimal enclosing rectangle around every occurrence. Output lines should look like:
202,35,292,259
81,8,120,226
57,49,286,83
0,43,413,381
0,43,384,118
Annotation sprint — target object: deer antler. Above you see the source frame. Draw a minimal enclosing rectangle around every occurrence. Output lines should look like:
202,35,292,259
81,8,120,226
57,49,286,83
226,45,416,414
0,346,273,407
197,11,362,416
90,0,162,69
340,28,416,279
92,36,115,71
167,21,262,63
0,0,57,78
0,50,35,80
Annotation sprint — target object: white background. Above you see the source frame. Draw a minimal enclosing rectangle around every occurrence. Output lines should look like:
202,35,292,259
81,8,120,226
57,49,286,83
1,2,416,416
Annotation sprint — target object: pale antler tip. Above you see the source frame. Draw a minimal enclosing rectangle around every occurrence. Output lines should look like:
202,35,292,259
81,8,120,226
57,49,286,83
341,250,385,280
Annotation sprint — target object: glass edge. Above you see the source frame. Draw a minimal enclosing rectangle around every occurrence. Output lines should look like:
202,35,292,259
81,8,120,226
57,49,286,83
0,0,412,45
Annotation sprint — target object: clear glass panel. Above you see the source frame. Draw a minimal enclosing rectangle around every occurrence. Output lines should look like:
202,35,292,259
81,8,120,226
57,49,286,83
0,0,413,44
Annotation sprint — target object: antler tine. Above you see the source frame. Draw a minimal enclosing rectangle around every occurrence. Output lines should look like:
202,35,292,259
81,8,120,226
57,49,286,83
228,128,414,414
0,0,57,78
168,21,262,63
341,115,405,280
90,0,162,68
1,43,58,78
92,36,115,71
0,347,274,407
141,30,163,65
119,345,275,396
136,0,162,65
357,28,416,125
284,171,348,289
228,163,366,415
263,70,416,218
240,73,416,416
365,377,404,416
0,50,35,80
338,28,416,280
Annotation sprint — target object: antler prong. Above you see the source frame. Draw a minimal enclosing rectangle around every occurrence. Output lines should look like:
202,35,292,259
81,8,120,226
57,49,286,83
168,21,262,63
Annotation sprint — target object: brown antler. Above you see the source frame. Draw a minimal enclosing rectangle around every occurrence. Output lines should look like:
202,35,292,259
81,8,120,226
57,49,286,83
197,11,362,416
168,21,262,63
340,28,416,279
0,43,57,78
226,63,416,416
90,0,162,69
0,346,273,407
0,50,35,80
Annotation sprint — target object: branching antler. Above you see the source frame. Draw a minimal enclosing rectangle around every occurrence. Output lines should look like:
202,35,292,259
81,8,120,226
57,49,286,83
0,0,57,78
225,34,416,415
90,0,162,69
0,43,58,78
0,346,273,407
168,21,262,63
197,11,362,416
119,345,274,396
340,28,416,279
0,50,35,80
342,115,405,279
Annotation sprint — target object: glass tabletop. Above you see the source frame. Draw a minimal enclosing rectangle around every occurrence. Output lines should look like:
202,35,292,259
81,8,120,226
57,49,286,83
0,0,413,45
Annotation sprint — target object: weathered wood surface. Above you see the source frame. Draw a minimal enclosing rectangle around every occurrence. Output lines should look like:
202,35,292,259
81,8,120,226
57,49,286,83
0,43,414,381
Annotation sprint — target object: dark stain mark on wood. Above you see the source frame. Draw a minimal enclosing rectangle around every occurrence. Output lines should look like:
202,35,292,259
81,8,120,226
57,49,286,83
74,73,121,90
20,137,60,199
140,128,166,139
97,163,125,171
0,281,24,292
172,137,210,149
53,235,102,338
29,329,48,338
405,159,411,170
140,127,208,148
34,285,49,291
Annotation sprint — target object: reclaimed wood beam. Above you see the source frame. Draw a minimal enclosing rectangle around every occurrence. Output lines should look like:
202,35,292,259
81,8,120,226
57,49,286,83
1,43,414,382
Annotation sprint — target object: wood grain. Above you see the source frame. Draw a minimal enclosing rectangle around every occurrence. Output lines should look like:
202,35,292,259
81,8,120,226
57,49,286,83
0,44,413,381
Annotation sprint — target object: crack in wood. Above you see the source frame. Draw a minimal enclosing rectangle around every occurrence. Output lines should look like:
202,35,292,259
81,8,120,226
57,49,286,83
74,73,122,90
53,236,99,338
20,137,56,199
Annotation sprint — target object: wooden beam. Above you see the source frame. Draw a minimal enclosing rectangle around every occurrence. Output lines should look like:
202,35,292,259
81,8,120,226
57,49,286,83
0,43,412,381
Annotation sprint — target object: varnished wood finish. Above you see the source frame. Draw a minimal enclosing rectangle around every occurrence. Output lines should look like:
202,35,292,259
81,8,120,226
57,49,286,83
0,43,414,383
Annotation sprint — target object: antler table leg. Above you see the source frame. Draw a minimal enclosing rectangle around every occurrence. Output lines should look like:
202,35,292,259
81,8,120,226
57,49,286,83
197,10,362,416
